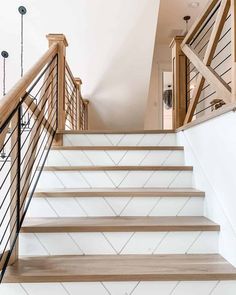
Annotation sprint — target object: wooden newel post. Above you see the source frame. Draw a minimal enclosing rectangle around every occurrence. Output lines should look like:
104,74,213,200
47,34,68,145
83,99,89,130
170,36,187,129
75,77,83,130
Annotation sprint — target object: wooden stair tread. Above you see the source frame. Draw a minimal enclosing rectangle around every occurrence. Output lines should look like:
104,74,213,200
51,146,184,150
34,188,205,197
57,129,176,134
42,165,193,171
5,254,236,283
22,216,219,233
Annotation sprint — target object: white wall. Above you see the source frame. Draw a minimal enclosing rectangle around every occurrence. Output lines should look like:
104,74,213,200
177,111,236,266
0,0,159,130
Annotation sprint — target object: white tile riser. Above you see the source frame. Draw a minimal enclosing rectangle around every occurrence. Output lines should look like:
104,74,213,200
46,150,185,167
63,133,178,147
19,231,219,256
2,281,236,295
27,196,204,217
37,170,193,189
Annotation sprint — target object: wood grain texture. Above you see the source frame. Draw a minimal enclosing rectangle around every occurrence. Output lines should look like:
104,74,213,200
33,188,205,198
21,216,220,233
41,166,193,171
4,254,236,283
0,43,58,128
50,146,184,151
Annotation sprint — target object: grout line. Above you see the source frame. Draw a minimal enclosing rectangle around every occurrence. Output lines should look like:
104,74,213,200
19,284,30,295
208,281,220,295
167,171,181,188
116,150,129,166
129,281,141,295
45,197,60,217
169,281,181,295
138,150,151,166
60,283,73,295
59,150,71,166
115,134,126,146
119,232,136,254
119,197,133,216
101,232,118,254
77,171,92,188
142,170,156,188
161,150,173,166
53,171,66,188
67,232,85,255
136,134,146,146
152,232,169,254
100,282,112,295
74,198,89,217
103,197,117,216
33,233,51,255
81,150,96,166
148,197,162,216
186,231,202,254
176,197,191,216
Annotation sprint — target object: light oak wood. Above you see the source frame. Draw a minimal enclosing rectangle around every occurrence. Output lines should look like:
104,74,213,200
9,114,19,265
23,96,54,135
184,0,231,123
33,188,205,198
181,0,220,46
0,43,58,128
21,216,219,233
0,122,10,151
5,254,236,283
182,45,231,102
50,146,184,151
58,129,176,134
170,36,187,128
41,165,193,171
232,0,236,102
47,34,68,146
0,251,10,271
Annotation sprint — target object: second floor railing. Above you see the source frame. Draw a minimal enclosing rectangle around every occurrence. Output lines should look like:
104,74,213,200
0,34,88,281
171,0,235,128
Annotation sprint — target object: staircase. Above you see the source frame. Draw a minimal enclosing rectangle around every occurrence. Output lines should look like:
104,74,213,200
2,130,236,294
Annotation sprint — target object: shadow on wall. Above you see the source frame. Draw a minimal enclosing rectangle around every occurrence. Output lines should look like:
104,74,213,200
87,3,156,130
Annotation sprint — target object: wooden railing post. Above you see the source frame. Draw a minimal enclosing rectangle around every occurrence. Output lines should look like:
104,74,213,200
170,36,187,129
75,77,83,130
232,0,236,102
47,34,68,145
83,100,89,130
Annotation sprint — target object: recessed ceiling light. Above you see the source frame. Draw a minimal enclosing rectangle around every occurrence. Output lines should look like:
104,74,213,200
189,2,200,8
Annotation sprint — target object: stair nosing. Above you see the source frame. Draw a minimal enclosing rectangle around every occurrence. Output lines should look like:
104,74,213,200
5,254,236,283
50,146,184,151
41,165,193,171
57,130,177,134
33,188,205,198
21,216,220,233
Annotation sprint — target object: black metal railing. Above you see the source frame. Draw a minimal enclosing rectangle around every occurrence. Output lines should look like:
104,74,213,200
0,53,58,281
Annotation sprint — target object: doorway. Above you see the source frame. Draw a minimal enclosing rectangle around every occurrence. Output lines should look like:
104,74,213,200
162,71,173,129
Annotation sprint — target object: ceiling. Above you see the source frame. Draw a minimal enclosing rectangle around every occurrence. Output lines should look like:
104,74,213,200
157,0,209,46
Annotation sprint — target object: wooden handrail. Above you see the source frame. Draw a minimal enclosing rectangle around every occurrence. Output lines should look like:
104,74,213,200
0,43,58,128
0,33,89,280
